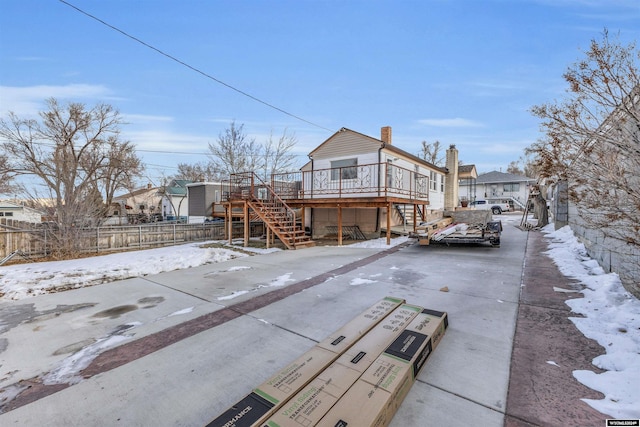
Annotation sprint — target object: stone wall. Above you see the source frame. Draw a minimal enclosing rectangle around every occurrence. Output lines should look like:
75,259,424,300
553,182,640,297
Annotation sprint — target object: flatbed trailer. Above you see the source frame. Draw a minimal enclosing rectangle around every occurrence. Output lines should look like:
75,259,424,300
410,210,502,248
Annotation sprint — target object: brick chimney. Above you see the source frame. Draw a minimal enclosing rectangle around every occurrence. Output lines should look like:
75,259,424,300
381,126,392,145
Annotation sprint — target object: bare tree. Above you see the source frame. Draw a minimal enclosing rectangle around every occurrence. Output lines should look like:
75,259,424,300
86,136,143,219
506,154,538,177
506,160,524,176
0,98,144,257
206,121,299,182
419,140,444,166
208,121,262,178
528,30,640,247
0,153,17,195
174,162,218,182
260,128,298,180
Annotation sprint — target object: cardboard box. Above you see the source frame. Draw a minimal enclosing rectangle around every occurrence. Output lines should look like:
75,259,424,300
315,309,448,427
262,304,423,427
316,297,405,354
206,297,405,427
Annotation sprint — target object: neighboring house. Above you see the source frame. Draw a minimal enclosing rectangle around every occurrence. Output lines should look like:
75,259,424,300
161,179,194,221
473,171,536,210
0,201,43,224
110,184,162,224
458,164,478,206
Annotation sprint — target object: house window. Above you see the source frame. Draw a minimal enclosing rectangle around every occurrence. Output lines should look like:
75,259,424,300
503,183,520,192
440,175,444,192
331,158,357,180
4,212,12,217
430,171,438,191
0,212,4,216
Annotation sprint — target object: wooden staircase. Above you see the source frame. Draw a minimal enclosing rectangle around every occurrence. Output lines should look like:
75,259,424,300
230,172,314,250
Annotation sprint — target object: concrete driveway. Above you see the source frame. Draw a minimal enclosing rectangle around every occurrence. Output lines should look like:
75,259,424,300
0,218,528,426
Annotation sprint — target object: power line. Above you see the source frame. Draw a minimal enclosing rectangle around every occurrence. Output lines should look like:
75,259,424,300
58,0,334,133
137,148,311,158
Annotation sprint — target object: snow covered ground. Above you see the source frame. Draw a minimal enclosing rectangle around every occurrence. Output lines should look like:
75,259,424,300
0,228,638,419
0,236,410,301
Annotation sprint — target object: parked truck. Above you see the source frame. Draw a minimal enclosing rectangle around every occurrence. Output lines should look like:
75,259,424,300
410,210,502,247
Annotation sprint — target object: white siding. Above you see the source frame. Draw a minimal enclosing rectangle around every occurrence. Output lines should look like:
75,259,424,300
310,130,380,160
312,152,379,170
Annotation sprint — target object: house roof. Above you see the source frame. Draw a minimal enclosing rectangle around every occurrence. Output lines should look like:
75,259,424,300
476,171,536,184
459,165,475,173
114,186,160,200
165,179,195,196
309,127,448,174
458,164,478,179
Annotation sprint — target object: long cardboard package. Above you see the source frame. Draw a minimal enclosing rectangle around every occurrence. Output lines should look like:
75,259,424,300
261,303,424,427
206,297,406,427
315,308,449,427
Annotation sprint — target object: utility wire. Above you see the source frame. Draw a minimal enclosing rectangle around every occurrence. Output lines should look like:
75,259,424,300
58,0,334,133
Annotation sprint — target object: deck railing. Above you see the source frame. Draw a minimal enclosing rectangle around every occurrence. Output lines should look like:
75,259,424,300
270,162,429,202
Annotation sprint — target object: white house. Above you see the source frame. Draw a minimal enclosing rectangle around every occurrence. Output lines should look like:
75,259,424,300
216,126,475,245
269,126,450,237
0,201,43,224
461,171,536,210
161,179,194,221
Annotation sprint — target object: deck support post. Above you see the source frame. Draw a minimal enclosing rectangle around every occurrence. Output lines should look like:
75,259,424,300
337,205,343,246
243,201,249,247
266,227,271,249
386,202,391,245
227,204,233,245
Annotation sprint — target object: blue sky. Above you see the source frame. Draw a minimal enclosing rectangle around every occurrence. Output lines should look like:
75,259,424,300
1,0,639,187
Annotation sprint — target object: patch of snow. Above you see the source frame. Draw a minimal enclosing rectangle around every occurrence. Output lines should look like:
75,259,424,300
342,236,411,248
168,307,194,317
349,278,377,286
216,273,295,301
0,383,28,406
0,241,246,300
269,273,295,288
542,225,640,419
43,324,138,385
553,286,579,293
217,290,250,301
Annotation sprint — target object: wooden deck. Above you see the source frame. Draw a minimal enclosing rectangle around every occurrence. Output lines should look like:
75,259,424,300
219,169,431,248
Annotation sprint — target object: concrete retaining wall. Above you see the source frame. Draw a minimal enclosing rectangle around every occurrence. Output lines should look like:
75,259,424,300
553,181,640,297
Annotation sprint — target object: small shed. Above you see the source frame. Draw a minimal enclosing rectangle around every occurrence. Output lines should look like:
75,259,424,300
186,182,224,223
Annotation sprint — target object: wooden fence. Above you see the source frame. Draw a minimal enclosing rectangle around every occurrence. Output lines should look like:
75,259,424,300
0,221,265,261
